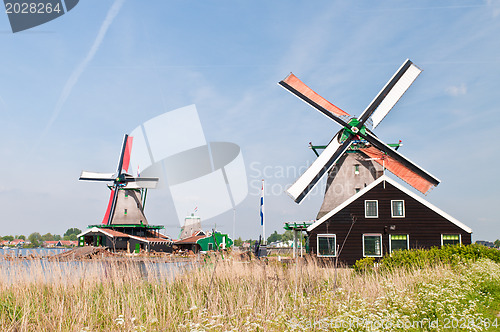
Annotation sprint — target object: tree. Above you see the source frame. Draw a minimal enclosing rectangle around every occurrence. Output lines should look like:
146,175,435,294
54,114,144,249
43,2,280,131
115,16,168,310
17,235,26,240
69,234,77,241
282,230,294,242
267,231,282,244
495,239,500,248
28,232,42,247
64,228,82,238
41,233,55,242
54,235,61,241
2,235,14,242
233,237,243,247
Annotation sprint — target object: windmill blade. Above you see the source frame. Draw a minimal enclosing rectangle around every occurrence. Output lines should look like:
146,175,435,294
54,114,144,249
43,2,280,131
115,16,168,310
358,59,421,127
79,171,115,182
287,133,354,204
279,73,351,128
124,177,159,189
106,186,120,225
116,134,134,175
101,189,116,224
362,131,440,194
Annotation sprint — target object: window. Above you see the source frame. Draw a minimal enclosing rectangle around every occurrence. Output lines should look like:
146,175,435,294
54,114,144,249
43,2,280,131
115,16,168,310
124,209,127,215
442,234,461,246
354,164,360,175
391,200,405,218
355,188,360,193
390,234,408,253
365,200,378,218
208,243,214,250
363,234,382,257
317,234,336,257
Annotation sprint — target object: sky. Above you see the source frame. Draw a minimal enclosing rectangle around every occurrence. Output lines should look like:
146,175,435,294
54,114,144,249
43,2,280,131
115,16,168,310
0,0,499,241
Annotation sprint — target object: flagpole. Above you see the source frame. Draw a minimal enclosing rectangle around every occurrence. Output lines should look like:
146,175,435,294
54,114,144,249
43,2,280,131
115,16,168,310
261,179,265,245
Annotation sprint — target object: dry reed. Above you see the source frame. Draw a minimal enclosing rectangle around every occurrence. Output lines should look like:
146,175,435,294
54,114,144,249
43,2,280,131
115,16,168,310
0,254,497,331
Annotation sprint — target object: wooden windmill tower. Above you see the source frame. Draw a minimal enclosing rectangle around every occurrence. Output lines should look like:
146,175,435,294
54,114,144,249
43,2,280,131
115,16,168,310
279,59,440,217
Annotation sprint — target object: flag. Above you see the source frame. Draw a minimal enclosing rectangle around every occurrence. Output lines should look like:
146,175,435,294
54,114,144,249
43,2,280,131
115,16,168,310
260,180,264,226
194,206,198,213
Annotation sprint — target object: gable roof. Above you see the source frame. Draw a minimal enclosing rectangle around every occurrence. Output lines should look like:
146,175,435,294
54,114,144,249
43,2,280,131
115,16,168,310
77,227,130,239
307,175,472,233
174,234,208,244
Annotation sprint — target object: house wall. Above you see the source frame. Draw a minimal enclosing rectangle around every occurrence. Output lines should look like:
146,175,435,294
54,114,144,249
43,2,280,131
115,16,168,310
308,181,472,266
149,242,173,253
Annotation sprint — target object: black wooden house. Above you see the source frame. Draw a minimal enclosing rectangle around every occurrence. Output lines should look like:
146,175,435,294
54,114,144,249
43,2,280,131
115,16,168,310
307,175,472,265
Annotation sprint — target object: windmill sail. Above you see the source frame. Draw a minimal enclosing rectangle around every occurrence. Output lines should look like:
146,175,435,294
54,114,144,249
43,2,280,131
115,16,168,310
279,73,350,119
286,133,354,204
369,62,422,129
280,59,440,208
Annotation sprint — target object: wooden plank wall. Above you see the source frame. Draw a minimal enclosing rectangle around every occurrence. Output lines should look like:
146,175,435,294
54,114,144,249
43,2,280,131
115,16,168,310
308,181,472,266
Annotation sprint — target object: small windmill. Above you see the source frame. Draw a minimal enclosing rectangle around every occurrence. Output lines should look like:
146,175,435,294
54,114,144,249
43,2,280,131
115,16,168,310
279,59,440,205
79,134,159,225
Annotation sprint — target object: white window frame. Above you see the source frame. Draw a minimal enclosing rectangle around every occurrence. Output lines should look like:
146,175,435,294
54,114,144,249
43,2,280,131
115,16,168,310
317,234,337,257
362,234,383,257
365,200,379,218
389,234,409,253
441,234,461,247
391,200,405,218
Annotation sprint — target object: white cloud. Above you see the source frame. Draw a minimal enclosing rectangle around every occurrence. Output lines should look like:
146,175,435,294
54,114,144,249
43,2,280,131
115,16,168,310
445,83,467,96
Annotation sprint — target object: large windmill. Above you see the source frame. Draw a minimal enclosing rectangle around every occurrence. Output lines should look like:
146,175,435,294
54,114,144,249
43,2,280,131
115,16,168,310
279,59,440,214
79,134,159,226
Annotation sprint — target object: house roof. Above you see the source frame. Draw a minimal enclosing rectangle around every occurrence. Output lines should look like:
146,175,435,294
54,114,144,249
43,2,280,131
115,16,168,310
59,241,78,246
77,227,130,238
77,227,172,244
307,175,472,234
174,234,208,244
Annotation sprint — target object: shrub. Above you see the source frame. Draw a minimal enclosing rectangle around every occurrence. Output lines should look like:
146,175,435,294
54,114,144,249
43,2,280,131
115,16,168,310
381,244,500,271
353,256,375,274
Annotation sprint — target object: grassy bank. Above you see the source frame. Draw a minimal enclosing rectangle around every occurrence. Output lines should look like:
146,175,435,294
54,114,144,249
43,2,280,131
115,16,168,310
1,255,500,331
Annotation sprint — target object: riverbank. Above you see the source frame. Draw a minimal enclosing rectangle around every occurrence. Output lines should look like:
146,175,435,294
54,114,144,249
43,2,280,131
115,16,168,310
1,254,500,331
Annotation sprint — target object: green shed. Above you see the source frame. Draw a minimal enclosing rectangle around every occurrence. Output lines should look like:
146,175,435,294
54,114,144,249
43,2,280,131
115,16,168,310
197,232,233,251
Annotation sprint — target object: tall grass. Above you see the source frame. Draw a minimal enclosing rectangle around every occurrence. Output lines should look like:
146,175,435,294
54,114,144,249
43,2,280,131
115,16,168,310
1,255,500,331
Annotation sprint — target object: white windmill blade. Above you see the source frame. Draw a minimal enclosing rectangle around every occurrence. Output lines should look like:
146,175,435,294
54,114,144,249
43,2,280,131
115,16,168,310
124,181,159,189
124,177,159,189
79,171,116,181
286,133,353,204
358,59,421,127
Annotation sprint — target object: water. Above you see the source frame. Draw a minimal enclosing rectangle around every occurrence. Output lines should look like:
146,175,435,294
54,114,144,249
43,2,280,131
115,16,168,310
0,248,195,283
0,247,70,258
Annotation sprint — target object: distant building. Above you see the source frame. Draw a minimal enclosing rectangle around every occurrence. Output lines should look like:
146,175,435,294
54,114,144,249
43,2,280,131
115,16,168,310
43,241,58,248
9,239,25,247
174,231,233,253
476,241,495,248
180,214,202,239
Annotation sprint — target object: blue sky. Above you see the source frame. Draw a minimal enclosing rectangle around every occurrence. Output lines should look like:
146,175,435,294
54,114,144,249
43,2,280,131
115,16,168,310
0,0,499,241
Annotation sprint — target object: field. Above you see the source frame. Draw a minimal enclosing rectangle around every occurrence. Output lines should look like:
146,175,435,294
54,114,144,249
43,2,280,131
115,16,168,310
1,253,500,331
